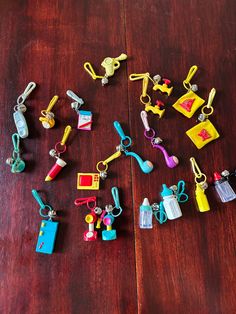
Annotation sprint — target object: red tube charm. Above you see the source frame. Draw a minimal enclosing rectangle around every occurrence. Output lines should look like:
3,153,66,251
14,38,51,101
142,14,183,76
45,158,67,181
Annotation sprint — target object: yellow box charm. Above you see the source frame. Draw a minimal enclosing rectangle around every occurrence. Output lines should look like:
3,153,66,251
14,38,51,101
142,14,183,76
186,88,219,149
172,90,205,118
186,119,220,149
172,65,205,118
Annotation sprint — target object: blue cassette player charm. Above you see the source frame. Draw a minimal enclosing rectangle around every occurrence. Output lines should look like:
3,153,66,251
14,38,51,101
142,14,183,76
32,189,59,254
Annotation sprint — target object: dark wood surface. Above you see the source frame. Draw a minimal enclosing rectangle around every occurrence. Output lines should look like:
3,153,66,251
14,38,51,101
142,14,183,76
0,1,235,313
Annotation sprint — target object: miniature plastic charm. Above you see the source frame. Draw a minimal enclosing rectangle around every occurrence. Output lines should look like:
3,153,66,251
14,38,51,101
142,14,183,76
129,72,172,118
6,133,25,173
186,88,220,149
172,66,205,118
67,90,93,131
74,187,123,241
45,125,72,181
84,53,127,86
77,173,100,190
140,111,179,168
39,95,59,129
13,82,36,138
152,75,173,96
190,157,210,212
213,171,236,203
32,189,58,254
161,182,187,220
139,198,153,229
113,121,154,173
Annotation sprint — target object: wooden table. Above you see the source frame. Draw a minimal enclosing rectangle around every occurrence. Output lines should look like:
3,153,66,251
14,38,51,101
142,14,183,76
1,1,236,313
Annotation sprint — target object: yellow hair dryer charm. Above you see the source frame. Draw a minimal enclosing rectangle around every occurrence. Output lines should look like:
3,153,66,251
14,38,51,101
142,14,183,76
190,157,210,212
84,53,127,86
172,66,205,118
39,95,59,129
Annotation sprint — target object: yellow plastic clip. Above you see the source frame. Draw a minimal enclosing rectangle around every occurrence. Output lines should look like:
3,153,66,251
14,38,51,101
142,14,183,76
45,95,58,113
103,150,122,165
201,88,216,117
183,65,198,90
129,73,152,105
61,125,72,145
190,157,206,182
84,62,104,80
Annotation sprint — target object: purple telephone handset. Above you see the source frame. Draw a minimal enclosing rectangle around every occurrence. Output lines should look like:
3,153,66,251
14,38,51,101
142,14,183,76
141,111,179,168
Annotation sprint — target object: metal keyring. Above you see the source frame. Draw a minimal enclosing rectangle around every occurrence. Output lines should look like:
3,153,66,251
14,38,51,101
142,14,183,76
39,205,53,218
140,94,151,105
96,161,108,173
194,174,207,184
55,142,67,154
201,106,214,116
144,128,155,140
121,136,132,148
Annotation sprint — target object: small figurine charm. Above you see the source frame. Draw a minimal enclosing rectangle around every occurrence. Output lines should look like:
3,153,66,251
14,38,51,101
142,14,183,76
190,157,210,212
32,189,59,254
84,53,127,86
13,82,36,138
45,125,72,181
172,65,205,118
67,90,93,131
186,88,220,149
6,133,25,173
39,95,59,129
140,111,179,168
213,171,236,203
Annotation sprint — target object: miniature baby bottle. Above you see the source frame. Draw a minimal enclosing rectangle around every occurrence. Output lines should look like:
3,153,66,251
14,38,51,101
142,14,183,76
213,172,236,203
139,198,153,229
161,184,182,220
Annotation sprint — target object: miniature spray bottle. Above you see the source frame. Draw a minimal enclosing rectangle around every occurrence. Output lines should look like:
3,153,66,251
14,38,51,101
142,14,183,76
213,172,236,203
139,198,153,229
161,184,182,220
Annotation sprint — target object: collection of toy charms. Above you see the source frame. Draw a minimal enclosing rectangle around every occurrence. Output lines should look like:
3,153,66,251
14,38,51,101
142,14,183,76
74,187,122,241
6,57,236,253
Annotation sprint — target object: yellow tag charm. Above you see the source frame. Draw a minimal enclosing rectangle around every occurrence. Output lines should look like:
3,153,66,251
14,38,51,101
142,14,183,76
190,157,210,213
172,65,205,118
186,88,220,149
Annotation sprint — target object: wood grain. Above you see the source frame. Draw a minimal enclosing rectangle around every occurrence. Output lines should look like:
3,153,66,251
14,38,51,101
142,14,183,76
125,0,236,313
0,0,235,314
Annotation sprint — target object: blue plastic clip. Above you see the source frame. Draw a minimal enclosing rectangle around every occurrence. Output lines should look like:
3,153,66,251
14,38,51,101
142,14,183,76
153,201,168,224
113,121,132,148
176,180,188,203
111,187,123,217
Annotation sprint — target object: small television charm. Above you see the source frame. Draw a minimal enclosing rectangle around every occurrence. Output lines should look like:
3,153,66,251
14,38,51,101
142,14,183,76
77,173,100,190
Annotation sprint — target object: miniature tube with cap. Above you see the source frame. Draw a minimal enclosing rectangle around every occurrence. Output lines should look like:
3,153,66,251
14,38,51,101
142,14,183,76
45,158,67,181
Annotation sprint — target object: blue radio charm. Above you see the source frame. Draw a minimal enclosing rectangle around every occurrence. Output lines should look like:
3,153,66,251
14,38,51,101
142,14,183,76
32,189,59,254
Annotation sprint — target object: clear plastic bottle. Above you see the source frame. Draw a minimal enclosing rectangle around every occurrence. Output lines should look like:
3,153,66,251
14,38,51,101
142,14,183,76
139,198,153,229
161,184,182,220
214,172,236,203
